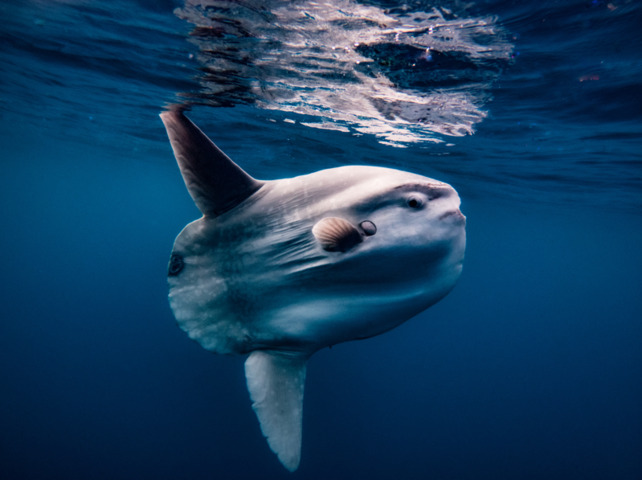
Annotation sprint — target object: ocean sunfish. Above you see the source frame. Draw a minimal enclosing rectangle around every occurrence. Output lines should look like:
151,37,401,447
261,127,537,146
160,110,466,471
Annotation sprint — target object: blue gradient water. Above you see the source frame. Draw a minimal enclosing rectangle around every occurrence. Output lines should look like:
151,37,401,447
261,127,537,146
1,1,641,479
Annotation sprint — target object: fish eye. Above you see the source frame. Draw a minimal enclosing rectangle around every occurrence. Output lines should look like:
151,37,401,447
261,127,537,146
406,196,423,209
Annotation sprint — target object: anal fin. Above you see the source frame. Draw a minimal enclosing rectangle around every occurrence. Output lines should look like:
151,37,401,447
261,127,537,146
244,351,307,471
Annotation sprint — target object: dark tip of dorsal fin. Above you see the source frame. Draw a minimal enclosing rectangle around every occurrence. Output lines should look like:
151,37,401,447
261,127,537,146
160,109,264,217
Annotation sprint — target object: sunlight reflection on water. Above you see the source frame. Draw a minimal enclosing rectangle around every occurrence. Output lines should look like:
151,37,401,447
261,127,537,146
174,0,513,146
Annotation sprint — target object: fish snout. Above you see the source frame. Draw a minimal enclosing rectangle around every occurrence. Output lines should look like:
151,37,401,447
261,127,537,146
428,184,465,225
439,209,466,224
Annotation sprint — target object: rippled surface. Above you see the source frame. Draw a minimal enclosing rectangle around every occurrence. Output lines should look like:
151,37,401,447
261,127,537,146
175,0,512,144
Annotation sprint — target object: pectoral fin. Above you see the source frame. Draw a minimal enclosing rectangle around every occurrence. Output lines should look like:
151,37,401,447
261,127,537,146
244,351,308,471
312,217,363,252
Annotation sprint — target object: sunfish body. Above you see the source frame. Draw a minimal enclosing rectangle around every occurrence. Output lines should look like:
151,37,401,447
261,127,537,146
160,110,466,471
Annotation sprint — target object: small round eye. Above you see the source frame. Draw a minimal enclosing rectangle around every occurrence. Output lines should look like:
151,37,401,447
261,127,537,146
406,196,423,209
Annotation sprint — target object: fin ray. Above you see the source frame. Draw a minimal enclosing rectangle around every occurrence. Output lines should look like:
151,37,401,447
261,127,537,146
312,217,363,252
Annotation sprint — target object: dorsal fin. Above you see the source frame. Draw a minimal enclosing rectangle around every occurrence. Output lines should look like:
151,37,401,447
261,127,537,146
160,109,264,216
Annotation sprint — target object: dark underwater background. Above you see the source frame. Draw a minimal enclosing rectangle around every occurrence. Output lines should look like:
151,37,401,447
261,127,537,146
1,1,641,479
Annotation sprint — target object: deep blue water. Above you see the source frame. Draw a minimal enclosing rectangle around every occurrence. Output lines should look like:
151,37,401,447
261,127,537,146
1,1,641,479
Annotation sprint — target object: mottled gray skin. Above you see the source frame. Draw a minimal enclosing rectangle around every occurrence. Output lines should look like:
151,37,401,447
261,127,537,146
161,110,466,471
169,165,466,356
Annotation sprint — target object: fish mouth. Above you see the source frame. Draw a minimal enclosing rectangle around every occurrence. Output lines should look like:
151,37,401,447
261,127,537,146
439,209,466,223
